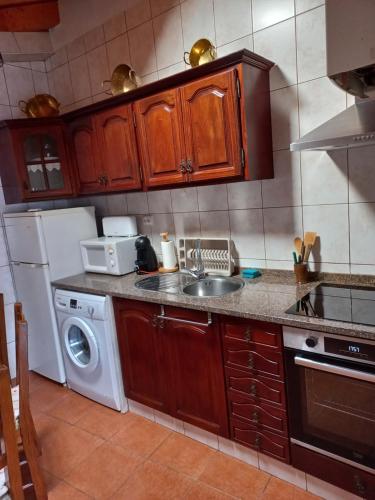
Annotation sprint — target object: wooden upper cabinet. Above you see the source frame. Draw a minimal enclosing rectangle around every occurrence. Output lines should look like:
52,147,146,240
0,120,74,203
180,68,242,183
134,89,186,188
94,104,141,191
69,117,102,194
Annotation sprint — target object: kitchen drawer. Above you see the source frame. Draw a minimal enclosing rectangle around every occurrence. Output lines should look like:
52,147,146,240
220,317,281,348
231,418,290,463
291,443,375,499
228,392,288,436
223,338,284,379
226,367,286,407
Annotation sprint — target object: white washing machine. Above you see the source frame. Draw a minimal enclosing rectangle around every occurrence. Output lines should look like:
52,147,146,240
54,289,127,411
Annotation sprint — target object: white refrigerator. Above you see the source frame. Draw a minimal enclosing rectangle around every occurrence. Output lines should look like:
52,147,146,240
3,207,97,383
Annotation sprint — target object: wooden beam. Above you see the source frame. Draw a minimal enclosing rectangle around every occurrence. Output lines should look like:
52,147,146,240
0,0,59,31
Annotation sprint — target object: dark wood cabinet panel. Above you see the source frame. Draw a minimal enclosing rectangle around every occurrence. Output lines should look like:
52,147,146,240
68,116,102,194
291,444,375,499
161,308,229,437
181,69,242,183
220,317,282,349
226,367,286,407
94,104,141,191
228,392,288,436
223,337,284,379
134,90,186,188
231,418,290,462
0,120,74,203
113,299,168,412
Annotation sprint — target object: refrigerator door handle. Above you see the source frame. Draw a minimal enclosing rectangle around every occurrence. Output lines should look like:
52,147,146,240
12,262,48,268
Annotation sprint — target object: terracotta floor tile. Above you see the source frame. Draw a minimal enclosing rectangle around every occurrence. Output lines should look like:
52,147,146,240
75,402,127,439
150,432,216,479
65,442,142,499
199,452,270,500
185,481,237,499
47,480,93,499
47,390,95,425
111,460,193,500
35,413,103,478
261,477,319,500
110,413,170,458
30,380,69,413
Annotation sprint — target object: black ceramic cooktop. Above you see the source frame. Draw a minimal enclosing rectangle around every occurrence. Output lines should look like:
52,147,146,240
286,283,375,326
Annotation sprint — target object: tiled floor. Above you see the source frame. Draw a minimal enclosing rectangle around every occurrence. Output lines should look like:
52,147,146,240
29,372,320,500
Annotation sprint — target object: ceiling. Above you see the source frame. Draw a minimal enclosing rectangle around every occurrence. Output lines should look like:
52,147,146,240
0,0,59,31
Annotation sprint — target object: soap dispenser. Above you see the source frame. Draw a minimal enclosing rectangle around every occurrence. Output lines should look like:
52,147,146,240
159,232,178,273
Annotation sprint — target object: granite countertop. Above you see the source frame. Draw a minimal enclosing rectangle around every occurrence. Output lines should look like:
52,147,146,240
52,271,375,341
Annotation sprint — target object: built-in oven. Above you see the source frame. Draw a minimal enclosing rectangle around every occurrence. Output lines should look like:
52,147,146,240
283,326,375,475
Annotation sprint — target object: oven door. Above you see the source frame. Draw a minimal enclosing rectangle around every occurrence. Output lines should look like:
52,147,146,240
285,349,375,472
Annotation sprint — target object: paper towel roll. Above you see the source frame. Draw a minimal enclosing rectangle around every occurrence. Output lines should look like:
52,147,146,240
160,232,177,270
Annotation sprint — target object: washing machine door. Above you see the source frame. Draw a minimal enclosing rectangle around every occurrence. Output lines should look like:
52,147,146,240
62,317,99,373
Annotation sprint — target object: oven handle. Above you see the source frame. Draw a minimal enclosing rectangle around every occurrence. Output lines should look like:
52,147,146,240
294,355,375,383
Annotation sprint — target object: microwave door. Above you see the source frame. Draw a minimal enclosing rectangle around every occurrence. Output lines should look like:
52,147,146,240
81,243,108,273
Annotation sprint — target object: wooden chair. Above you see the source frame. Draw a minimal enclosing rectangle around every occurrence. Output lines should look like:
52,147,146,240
14,304,47,499
0,296,47,498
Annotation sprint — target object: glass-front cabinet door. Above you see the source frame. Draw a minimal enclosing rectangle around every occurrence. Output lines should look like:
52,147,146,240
15,124,73,200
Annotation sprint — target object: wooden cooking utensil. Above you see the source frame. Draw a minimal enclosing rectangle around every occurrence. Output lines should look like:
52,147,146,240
304,244,312,262
294,237,303,257
304,232,317,248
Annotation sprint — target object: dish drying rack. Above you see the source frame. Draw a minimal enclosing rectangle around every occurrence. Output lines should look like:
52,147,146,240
178,238,234,276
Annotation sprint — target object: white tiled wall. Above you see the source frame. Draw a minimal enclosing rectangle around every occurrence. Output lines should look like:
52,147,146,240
2,0,375,358
3,0,371,275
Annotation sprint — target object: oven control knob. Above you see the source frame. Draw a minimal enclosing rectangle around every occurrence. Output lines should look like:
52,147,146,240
306,336,318,348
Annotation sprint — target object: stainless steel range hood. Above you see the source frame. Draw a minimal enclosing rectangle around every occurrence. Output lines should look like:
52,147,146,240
290,0,375,152
290,100,375,151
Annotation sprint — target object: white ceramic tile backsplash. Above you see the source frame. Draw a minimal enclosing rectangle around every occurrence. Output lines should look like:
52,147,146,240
1,0,374,278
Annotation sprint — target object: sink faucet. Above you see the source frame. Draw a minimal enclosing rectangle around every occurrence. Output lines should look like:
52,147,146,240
181,239,205,280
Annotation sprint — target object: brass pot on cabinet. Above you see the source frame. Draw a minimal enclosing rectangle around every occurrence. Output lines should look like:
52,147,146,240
184,39,217,67
102,64,138,96
19,94,60,118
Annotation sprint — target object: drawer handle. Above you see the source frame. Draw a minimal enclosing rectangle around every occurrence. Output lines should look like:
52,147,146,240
354,475,366,495
249,383,257,396
180,159,187,174
248,353,254,369
252,411,259,424
244,327,252,342
152,315,159,327
254,435,261,449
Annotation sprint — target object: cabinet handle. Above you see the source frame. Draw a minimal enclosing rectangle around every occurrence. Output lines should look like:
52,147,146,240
248,353,254,369
186,159,193,173
98,176,103,185
252,411,259,424
353,475,366,495
249,383,257,396
152,315,159,327
180,159,187,174
103,175,108,186
254,435,261,449
157,305,212,328
244,328,252,342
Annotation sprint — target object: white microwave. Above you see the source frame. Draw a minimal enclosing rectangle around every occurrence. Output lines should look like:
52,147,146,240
80,236,138,275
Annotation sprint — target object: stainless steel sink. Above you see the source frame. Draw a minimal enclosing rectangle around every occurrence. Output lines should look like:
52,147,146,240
182,276,244,297
135,273,244,298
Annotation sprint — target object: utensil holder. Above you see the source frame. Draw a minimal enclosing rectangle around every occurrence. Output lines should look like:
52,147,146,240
294,263,309,284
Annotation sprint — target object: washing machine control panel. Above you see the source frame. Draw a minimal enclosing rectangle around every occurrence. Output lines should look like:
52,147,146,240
55,290,107,320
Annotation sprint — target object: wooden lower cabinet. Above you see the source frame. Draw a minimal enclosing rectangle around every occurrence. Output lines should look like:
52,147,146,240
113,299,168,413
113,299,229,437
231,418,290,463
291,444,375,499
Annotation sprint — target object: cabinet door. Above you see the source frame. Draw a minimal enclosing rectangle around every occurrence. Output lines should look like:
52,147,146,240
134,89,186,188
69,117,102,194
94,104,141,191
181,68,242,182
162,307,229,437
113,299,168,412
14,124,73,200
